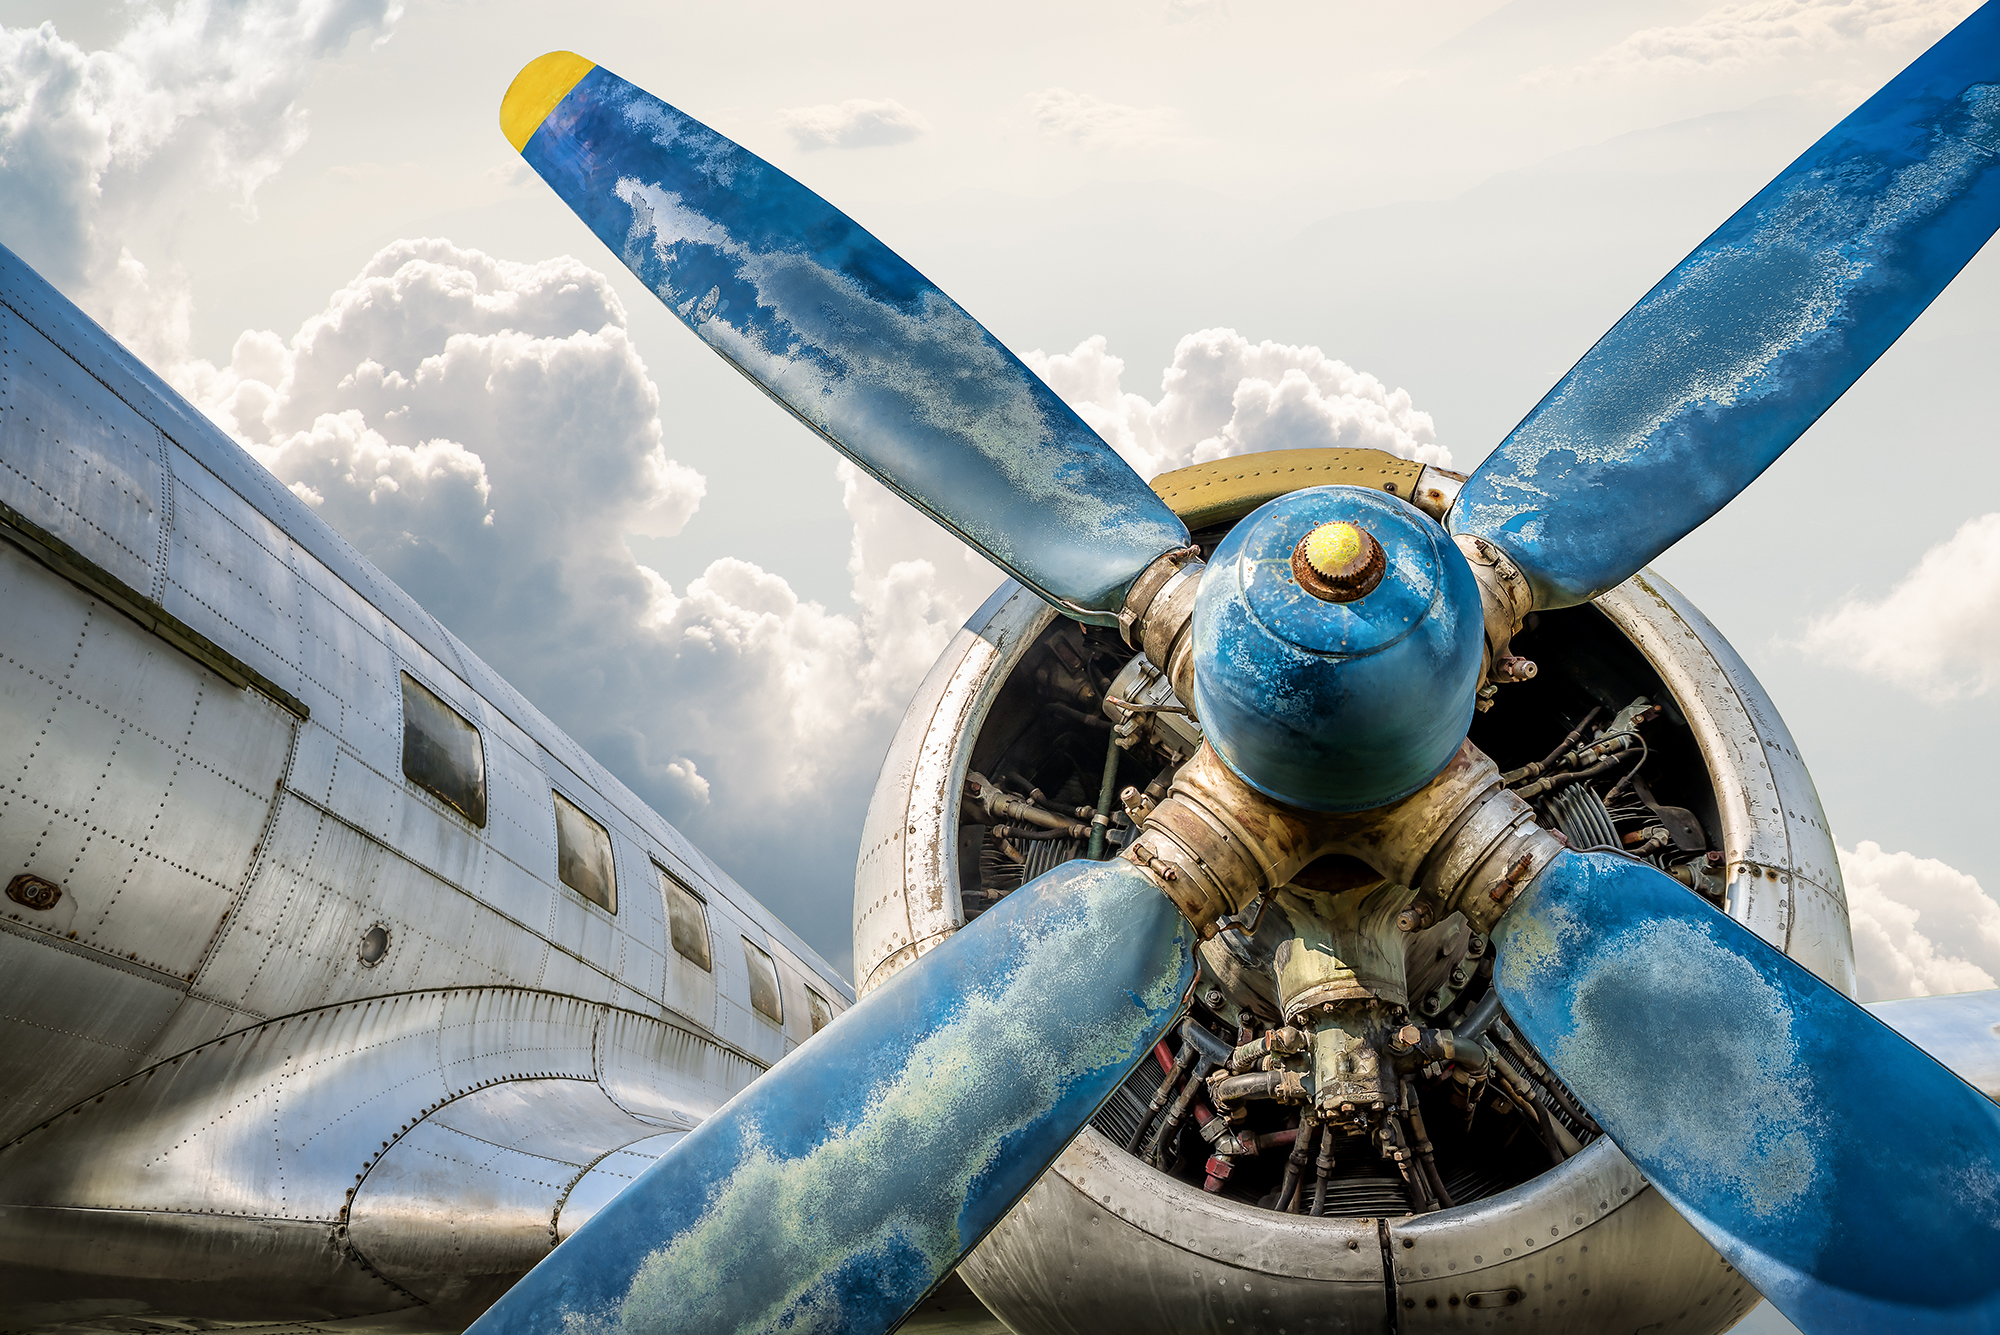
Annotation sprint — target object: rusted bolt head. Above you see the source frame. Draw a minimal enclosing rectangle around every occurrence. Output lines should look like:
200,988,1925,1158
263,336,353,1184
1706,850,1725,867
1396,1024,1422,1048
1292,521,1386,603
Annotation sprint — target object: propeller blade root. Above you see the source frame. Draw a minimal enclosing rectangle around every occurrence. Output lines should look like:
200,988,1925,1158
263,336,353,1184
466,857,1194,1335
1496,850,2000,1334
500,54,1190,621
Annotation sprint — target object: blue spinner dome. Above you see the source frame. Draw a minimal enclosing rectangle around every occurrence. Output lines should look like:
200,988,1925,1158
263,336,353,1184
1190,485,1484,813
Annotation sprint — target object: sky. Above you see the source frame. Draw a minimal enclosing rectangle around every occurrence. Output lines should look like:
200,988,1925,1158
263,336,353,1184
3,0,1999,1021
5,3,1997,1330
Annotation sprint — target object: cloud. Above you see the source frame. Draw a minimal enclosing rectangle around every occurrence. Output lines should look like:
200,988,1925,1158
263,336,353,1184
1797,512,2000,700
777,98,928,150
1841,840,2000,1001
0,0,403,364
1565,0,1971,80
1028,329,1451,481
1029,88,1185,150
178,249,1447,969
178,238,993,970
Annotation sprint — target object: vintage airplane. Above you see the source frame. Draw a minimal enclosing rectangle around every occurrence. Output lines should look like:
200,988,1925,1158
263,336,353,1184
3,7,1999,1335
465,7,2000,1335
0,230,856,1328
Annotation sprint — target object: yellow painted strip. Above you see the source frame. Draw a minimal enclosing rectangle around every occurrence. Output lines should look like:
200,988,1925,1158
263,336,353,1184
500,51,597,153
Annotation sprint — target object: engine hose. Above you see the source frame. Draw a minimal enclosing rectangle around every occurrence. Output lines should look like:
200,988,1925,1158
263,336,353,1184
1493,1051,1567,1165
1309,1125,1340,1216
1130,1038,1199,1153
1087,728,1121,860
1145,1058,1218,1165
1277,1120,1316,1213
1404,1079,1454,1210
1211,1069,1308,1105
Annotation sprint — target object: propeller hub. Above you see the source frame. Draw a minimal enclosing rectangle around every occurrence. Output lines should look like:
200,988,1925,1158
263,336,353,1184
1293,521,1385,602
1191,485,1484,812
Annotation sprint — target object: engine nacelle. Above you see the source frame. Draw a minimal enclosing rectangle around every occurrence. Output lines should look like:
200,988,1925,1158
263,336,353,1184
854,449,1853,1335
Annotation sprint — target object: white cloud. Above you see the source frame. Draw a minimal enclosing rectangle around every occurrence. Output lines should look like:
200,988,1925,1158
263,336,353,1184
1030,88,1185,149
0,0,403,364
1029,329,1450,481
1567,0,1972,80
1797,512,2000,700
1842,840,2000,1001
777,98,928,150
178,238,990,967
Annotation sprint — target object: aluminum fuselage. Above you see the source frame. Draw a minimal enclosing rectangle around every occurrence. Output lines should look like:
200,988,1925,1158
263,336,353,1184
0,243,849,1330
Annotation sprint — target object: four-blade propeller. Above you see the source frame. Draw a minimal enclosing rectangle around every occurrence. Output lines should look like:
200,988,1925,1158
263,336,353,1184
478,10,2000,1334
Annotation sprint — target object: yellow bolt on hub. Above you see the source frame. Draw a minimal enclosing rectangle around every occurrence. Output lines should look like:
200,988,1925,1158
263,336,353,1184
1293,520,1386,603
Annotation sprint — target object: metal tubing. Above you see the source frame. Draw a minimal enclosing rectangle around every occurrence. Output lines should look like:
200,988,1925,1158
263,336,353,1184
1130,1038,1199,1154
1276,1119,1316,1213
1087,728,1122,859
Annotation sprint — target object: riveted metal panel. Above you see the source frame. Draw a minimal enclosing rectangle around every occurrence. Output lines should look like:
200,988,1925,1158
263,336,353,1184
1597,572,1855,992
0,927,183,1143
594,1005,754,1130
160,464,304,695
0,306,165,598
0,986,764,1324
1388,1140,1756,1334
555,1131,684,1240
347,1078,664,1313
853,583,1054,994
962,1128,1387,1335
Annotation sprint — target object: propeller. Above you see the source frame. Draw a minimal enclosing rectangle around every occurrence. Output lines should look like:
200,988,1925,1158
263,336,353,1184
467,859,1193,1335
1450,1,2000,610
489,9,2000,1333
496,52,1188,624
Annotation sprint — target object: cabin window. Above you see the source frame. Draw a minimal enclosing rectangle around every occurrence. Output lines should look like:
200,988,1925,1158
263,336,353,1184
743,939,783,1025
400,673,486,827
659,865,711,970
554,791,616,912
806,987,833,1035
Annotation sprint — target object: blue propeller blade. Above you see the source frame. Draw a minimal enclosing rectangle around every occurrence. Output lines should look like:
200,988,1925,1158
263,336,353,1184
1495,850,2000,1334
501,55,1190,622
1453,2,2000,609
465,858,1193,1335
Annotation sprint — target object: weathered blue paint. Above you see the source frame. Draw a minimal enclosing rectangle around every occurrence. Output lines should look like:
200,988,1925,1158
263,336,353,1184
1496,851,2000,1334
1453,3,2000,610
466,858,1192,1335
1191,486,1483,812
516,65,1189,622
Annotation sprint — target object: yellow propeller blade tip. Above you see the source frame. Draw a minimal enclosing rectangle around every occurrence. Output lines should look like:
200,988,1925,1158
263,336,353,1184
500,51,597,153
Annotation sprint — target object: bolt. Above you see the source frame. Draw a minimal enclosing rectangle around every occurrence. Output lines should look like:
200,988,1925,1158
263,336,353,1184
1203,988,1226,1010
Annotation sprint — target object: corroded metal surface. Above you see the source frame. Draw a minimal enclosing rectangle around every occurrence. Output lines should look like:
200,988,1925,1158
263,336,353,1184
469,860,1194,1335
510,57,1189,621
1451,5,2000,610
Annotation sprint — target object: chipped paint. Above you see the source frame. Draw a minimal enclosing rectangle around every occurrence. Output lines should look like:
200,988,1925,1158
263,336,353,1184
470,857,1193,1335
1190,486,1484,812
517,67,1188,619
1453,8,2000,610
1496,849,2000,1332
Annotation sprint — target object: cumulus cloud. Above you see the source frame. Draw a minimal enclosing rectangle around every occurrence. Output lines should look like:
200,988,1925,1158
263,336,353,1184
1566,0,1971,80
1030,88,1185,149
0,0,402,364
1842,840,2000,1001
178,238,992,965
777,98,928,150
175,243,1445,966
1797,512,2000,700
1029,329,1450,481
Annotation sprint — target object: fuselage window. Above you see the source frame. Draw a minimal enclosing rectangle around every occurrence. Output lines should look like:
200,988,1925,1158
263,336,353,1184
659,865,711,970
806,987,833,1035
554,791,616,913
743,938,783,1025
400,672,486,827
